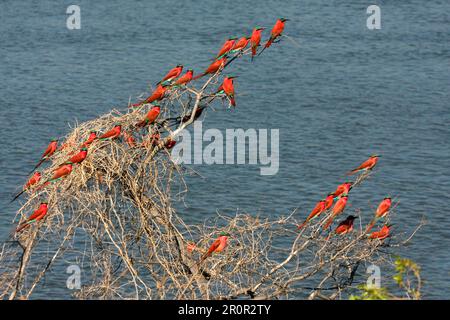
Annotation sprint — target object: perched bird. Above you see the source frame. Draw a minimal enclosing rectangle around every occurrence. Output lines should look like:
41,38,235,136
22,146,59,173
264,18,289,48
200,231,230,262
220,76,237,107
230,36,250,54
333,182,353,198
298,200,326,229
80,131,97,148
66,148,88,164
48,162,73,182
324,193,335,210
347,155,380,175
216,38,237,59
98,124,121,140
16,202,49,233
173,69,194,86
324,194,349,229
29,139,58,173
366,197,392,232
368,225,391,240
11,172,42,202
158,65,183,85
250,27,265,60
192,57,227,80
136,105,161,127
334,215,358,236
132,84,168,107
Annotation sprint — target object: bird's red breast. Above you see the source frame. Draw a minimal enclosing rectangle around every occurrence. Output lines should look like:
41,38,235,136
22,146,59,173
52,163,73,180
162,65,183,82
332,196,348,215
174,70,193,85
376,198,392,218
25,172,41,189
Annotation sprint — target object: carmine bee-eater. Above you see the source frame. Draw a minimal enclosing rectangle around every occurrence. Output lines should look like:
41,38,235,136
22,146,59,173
250,27,265,60
49,162,73,182
173,69,194,86
324,193,335,210
334,215,358,236
333,182,353,198
221,76,237,107
29,138,58,173
264,18,289,49
136,105,161,127
230,36,250,54
347,155,380,175
200,231,230,262
158,65,183,85
98,124,121,140
324,194,349,229
81,131,97,148
366,197,392,232
368,225,391,240
216,38,237,59
11,171,42,202
66,148,88,164
192,57,227,80
16,202,49,233
131,84,168,107
298,200,326,229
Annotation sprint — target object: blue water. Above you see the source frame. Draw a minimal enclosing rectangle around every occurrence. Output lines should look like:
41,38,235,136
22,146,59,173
0,0,449,299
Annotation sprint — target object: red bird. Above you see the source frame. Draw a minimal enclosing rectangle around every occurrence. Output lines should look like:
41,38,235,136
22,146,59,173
98,124,121,140
80,131,97,148
366,197,392,232
173,69,194,86
324,193,335,210
347,155,380,175
200,231,230,262
230,36,250,53
16,202,49,233
222,76,237,107
368,225,391,240
132,84,168,107
30,139,58,173
216,38,237,59
49,162,73,182
264,18,289,48
334,215,358,236
11,172,42,202
333,182,353,198
250,27,265,59
324,195,349,229
298,200,326,229
136,106,161,127
192,57,227,80
66,148,88,164
158,65,183,85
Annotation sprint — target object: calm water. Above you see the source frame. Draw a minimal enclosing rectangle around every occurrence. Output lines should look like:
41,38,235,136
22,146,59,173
0,0,449,299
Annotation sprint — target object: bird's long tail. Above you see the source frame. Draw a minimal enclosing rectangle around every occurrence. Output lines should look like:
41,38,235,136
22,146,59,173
297,220,308,230
16,221,32,233
365,219,377,233
323,216,335,229
10,189,26,203
29,158,45,175
192,73,206,81
229,97,236,107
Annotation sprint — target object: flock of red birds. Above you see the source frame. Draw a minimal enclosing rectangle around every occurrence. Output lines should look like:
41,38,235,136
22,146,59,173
298,154,393,241
11,19,290,236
